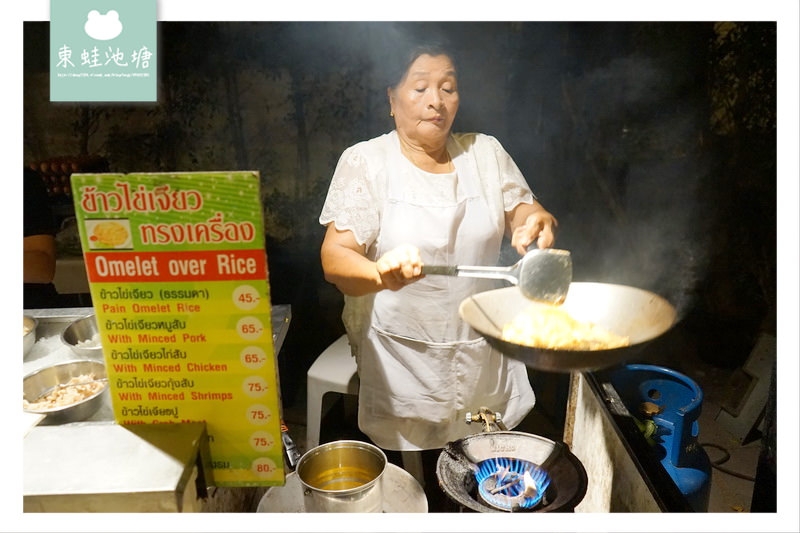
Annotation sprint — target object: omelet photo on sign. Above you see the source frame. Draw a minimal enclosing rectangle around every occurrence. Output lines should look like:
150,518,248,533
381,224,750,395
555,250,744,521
85,219,133,249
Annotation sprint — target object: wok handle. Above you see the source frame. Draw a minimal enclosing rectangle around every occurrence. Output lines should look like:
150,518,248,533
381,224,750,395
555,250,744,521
421,265,458,276
421,264,518,285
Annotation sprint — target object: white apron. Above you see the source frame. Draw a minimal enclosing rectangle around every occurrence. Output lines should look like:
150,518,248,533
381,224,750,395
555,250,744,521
357,132,535,451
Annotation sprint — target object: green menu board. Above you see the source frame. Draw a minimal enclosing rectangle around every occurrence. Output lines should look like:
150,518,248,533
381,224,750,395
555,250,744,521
70,171,284,487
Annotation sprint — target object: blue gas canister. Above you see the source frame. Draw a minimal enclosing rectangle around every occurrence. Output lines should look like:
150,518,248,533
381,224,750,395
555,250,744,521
609,364,712,512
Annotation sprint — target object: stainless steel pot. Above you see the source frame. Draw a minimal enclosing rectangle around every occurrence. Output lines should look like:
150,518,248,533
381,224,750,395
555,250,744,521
296,440,387,513
459,282,677,372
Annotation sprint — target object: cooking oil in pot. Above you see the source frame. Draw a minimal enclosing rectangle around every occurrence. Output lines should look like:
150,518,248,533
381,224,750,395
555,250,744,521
304,464,383,491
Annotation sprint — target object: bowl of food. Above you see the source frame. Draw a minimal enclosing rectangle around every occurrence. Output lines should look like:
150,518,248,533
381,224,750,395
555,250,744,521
23,315,38,356
61,314,103,360
22,359,108,424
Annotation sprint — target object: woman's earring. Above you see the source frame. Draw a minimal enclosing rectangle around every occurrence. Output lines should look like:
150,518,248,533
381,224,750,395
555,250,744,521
389,111,394,117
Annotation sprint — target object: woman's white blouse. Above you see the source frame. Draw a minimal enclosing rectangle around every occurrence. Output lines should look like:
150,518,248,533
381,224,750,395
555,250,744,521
319,131,536,257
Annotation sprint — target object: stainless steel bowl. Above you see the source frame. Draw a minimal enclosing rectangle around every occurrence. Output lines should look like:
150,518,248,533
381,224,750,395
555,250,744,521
23,359,108,424
23,315,38,356
61,315,104,360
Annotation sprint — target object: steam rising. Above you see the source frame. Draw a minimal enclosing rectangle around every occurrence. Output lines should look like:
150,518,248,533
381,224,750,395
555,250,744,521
31,22,730,317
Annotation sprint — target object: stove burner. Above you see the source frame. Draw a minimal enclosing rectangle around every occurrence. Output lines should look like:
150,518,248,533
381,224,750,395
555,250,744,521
436,432,587,513
475,457,550,511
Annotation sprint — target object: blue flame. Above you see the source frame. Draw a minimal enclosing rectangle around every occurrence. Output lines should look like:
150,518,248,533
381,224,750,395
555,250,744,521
475,457,550,510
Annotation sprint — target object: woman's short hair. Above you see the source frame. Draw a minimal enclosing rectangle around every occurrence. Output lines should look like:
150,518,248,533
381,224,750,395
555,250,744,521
384,42,459,89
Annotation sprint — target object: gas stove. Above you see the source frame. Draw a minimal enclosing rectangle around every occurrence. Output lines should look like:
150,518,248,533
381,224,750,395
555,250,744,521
436,429,587,513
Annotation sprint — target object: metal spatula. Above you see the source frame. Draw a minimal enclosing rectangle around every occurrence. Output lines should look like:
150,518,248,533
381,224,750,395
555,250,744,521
421,248,573,303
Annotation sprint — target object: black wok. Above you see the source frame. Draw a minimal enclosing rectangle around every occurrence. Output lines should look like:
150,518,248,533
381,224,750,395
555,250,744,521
459,282,677,373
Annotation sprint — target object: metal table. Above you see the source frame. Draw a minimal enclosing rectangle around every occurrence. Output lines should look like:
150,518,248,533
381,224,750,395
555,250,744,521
24,422,210,512
23,304,292,512
256,464,428,513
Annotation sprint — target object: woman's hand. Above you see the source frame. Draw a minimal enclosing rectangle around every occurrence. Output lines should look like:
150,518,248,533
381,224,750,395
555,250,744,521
375,244,424,291
321,226,424,296
507,201,559,255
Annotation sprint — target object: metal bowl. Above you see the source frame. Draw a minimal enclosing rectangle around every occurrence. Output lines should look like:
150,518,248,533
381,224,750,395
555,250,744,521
23,315,38,356
61,314,103,360
23,359,108,424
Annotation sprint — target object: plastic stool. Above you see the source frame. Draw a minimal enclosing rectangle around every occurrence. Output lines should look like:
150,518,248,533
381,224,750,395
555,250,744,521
306,335,360,452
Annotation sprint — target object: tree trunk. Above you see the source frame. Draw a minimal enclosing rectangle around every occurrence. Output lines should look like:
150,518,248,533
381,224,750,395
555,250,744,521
290,69,310,199
77,106,90,156
224,69,249,170
289,68,311,237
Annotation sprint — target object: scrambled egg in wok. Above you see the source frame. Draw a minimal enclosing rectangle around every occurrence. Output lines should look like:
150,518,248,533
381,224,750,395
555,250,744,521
501,305,630,351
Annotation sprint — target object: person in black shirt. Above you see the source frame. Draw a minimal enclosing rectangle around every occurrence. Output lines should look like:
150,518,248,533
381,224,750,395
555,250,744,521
23,167,58,308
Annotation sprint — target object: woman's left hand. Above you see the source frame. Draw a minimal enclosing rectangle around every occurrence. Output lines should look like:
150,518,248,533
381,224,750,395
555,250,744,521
510,206,558,255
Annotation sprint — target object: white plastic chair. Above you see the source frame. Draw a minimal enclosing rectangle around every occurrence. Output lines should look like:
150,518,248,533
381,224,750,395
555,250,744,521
305,334,425,486
306,335,359,452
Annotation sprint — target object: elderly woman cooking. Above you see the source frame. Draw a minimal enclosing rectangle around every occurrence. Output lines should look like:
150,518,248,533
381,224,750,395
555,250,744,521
319,45,558,455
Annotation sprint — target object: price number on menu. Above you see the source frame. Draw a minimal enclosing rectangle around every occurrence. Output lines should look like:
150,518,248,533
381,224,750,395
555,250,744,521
247,404,272,425
237,316,264,341
233,285,261,311
251,457,278,478
243,376,269,398
249,431,275,452
239,294,257,305
240,346,267,370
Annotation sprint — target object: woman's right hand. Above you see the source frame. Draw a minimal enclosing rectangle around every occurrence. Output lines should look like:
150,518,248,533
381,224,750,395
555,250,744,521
321,225,423,296
375,244,424,291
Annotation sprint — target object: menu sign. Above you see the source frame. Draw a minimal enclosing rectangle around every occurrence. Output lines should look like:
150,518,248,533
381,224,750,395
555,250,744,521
70,171,284,486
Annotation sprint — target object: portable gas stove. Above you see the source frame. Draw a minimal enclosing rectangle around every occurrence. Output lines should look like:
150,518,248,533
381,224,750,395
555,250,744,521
436,408,587,513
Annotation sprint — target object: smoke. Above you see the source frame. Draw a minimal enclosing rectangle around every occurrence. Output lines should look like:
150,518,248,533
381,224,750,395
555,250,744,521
560,54,713,316
265,22,717,315
483,27,715,316
373,24,712,315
